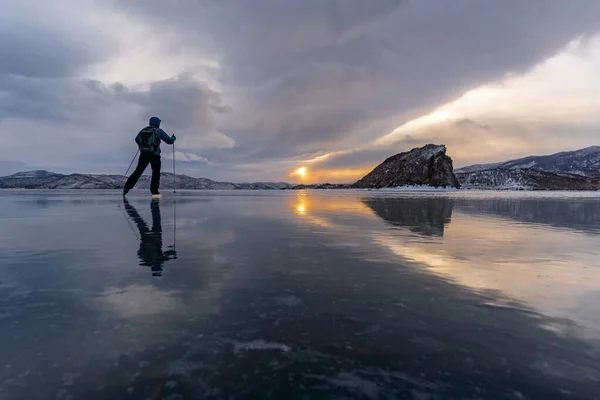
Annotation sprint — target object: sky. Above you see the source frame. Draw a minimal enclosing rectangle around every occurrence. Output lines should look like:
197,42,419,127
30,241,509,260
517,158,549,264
2,0,600,183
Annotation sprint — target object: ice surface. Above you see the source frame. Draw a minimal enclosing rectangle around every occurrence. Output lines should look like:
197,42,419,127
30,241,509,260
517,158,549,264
1,190,600,399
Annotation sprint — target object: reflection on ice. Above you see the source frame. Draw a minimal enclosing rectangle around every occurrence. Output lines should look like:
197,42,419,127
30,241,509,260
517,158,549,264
97,284,182,317
1,190,600,399
122,198,177,277
293,193,600,341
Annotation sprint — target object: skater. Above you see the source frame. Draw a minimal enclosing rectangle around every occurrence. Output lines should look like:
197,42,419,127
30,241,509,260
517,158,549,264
123,116,176,197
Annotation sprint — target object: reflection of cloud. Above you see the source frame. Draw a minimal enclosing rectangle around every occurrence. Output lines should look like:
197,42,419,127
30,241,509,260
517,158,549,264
375,212,600,340
96,284,181,317
176,217,208,227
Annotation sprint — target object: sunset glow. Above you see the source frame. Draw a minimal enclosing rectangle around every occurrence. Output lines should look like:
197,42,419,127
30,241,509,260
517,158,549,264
293,167,308,180
308,167,374,183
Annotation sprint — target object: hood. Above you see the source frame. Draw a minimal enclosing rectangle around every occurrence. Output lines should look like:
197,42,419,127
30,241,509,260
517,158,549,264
149,116,161,128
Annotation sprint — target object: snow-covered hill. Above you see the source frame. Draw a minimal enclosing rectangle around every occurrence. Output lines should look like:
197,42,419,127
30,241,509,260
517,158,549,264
0,171,293,190
456,168,597,190
457,146,600,176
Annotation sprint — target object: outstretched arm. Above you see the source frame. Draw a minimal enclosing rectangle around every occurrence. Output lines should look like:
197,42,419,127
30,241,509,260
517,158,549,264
159,129,176,145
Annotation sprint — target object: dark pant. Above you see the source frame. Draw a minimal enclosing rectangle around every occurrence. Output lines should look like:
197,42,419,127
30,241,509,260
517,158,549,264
125,152,161,194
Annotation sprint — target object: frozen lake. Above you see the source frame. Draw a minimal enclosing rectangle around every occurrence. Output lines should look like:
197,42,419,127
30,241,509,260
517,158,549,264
1,190,600,399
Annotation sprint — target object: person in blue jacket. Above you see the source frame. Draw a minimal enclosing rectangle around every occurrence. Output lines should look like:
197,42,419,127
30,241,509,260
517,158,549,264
123,117,176,197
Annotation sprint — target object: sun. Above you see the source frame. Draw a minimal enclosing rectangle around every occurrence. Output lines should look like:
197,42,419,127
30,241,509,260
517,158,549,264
295,167,307,178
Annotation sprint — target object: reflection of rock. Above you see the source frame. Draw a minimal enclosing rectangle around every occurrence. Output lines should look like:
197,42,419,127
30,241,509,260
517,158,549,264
353,144,460,188
456,198,600,234
364,197,453,236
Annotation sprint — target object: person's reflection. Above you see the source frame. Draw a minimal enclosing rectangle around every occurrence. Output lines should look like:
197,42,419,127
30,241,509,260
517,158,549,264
123,198,177,276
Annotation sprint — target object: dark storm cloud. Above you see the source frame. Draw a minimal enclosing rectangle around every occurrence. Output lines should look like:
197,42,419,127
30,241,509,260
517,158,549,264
0,1,114,79
113,0,600,165
0,1,116,122
0,72,227,135
0,26,101,78
0,76,114,123
121,74,231,133
0,3,228,138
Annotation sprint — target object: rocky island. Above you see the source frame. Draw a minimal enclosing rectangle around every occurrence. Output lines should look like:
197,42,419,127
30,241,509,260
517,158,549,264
352,144,460,189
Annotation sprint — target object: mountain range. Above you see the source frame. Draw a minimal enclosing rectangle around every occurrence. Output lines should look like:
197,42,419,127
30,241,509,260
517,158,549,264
457,146,600,176
0,170,293,190
456,146,600,190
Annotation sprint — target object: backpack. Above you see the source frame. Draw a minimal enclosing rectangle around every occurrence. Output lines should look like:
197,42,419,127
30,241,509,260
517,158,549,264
138,126,160,153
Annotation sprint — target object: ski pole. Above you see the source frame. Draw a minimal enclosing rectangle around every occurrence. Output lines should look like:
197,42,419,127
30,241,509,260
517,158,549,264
122,149,139,188
173,142,176,193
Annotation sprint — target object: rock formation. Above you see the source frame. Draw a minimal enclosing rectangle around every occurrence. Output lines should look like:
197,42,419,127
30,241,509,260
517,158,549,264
352,144,460,188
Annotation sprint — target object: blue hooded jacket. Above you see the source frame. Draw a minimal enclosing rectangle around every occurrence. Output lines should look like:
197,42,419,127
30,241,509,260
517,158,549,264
135,117,176,155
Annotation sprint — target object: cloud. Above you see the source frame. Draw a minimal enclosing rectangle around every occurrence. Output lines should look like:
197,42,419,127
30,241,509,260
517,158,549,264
122,75,230,130
174,152,210,164
120,74,235,151
4,0,600,180
0,0,115,78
